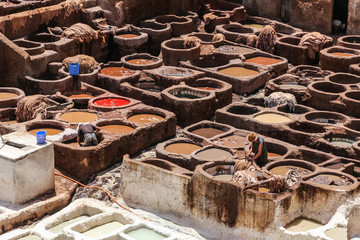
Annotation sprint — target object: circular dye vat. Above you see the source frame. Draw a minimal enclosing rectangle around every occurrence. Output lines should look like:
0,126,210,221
309,174,351,186
117,33,140,38
99,125,135,134
246,56,282,65
270,165,311,176
216,45,256,54
127,59,154,65
213,174,233,181
0,92,18,100
330,52,354,57
218,67,259,77
285,218,324,233
128,114,164,124
93,98,130,107
216,135,246,148
196,147,233,160
195,87,217,90
68,94,94,99
100,67,135,77
28,128,63,136
59,112,98,123
165,142,202,155
191,127,225,138
254,113,291,124
328,138,354,147
243,24,264,29
279,83,307,90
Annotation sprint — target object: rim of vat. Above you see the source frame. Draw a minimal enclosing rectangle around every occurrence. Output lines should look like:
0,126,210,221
157,66,195,78
25,120,67,132
94,118,138,134
302,169,359,191
88,94,140,112
55,109,101,124
308,80,347,96
189,77,232,92
0,87,25,103
225,102,261,115
321,46,360,57
121,53,163,70
215,62,268,79
264,159,319,177
210,132,248,150
338,35,360,46
244,51,289,67
157,137,203,156
98,62,141,80
183,120,236,141
161,38,201,51
343,90,360,103
162,85,215,101
326,72,360,85
125,107,168,124
276,36,306,49
304,111,350,125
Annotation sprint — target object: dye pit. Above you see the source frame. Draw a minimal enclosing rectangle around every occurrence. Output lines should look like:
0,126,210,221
1,1,360,240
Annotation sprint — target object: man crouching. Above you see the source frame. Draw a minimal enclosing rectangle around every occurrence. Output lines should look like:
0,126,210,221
77,123,99,147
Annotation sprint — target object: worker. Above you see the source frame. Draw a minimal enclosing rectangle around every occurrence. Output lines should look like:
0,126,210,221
246,132,268,168
77,123,99,147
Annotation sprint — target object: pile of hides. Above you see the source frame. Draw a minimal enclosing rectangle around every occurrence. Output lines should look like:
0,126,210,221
62,54,99,74
183,33,225,56
299,32,330,59
16,95,50,122
264,92,297,111
64,0,84,17
61,23,101,43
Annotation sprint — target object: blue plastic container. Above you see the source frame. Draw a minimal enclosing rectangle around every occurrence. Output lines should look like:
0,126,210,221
36,130,46,144
69,63,80,76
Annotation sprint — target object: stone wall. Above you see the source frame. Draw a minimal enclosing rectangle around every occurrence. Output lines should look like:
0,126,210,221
347,0,360,34
0,33,29,87
290,0,333,34
122,0,206,23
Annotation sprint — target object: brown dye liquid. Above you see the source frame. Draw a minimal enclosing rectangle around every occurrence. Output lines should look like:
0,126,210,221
213,174,233,181
268,152,282,158
164,143,202,155
325,227,347,240
244,24,264,28
191,128,225,138
127,59,154,65
330,52,354,57
195,148,233,160
218,67,259,77
68,94,94,98
99,125,135,134
258,187,270,193
195,87,216,90
0,92,18,100
246,56,282,65
100,67,135,77
117,33,140,38
28,128,63,136
254,113,291,124
59,112,98,123
270,165,311,176
285,218,324,232
128,114,164,124
218,135,245,148
326,163,345,169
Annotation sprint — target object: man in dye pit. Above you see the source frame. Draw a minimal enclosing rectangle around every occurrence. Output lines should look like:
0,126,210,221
246,132,268,167
77,123,99,147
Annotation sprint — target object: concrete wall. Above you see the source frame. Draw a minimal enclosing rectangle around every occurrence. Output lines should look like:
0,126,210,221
347,0,360,34
242,0,281,19
290,0,333,34
0,33,29,87
122,0,206,23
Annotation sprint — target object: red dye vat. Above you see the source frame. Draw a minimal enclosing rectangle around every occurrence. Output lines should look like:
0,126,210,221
93,98,130,107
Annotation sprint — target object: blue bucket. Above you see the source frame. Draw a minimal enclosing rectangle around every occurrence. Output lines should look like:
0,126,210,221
69,63,80,76
36,130,46,144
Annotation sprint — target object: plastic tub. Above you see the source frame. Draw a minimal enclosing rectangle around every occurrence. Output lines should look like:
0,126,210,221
69,63,80,76
36,130,47,144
